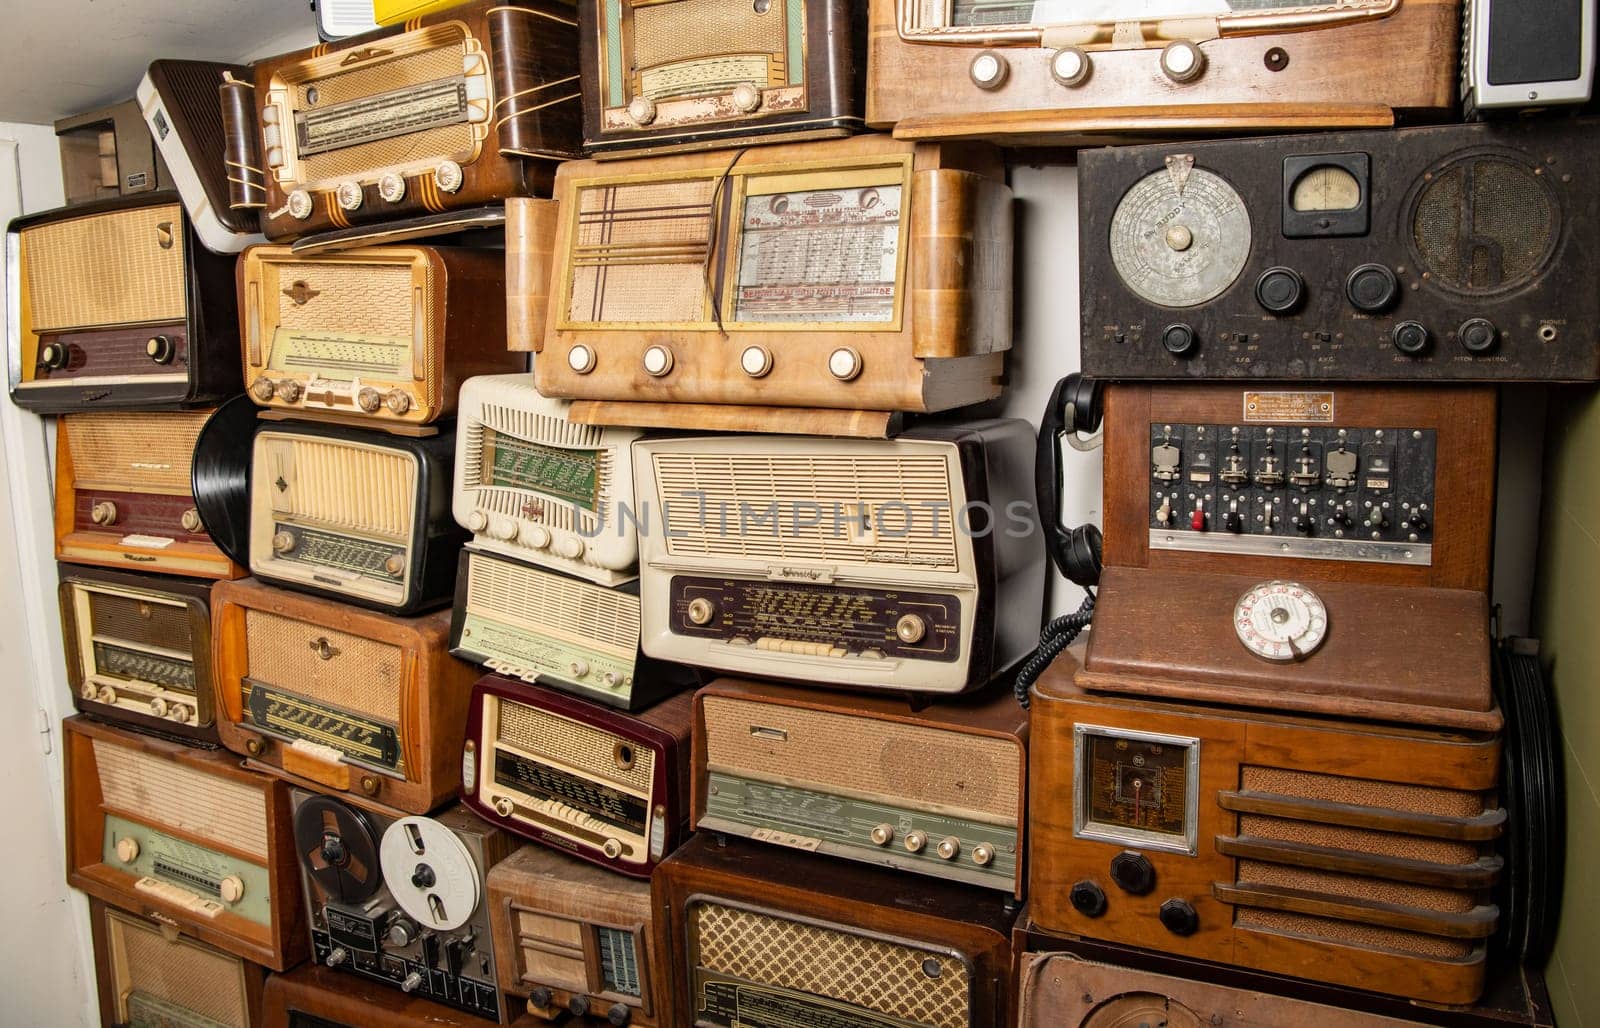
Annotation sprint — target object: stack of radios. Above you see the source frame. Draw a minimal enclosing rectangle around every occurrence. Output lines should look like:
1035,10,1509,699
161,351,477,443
15,0,1584,1024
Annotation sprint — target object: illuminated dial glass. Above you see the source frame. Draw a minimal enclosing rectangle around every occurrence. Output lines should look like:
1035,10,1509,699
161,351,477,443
949,0,1391,28
1234,580,1329,662
1290,165,1362,212
1074,725,1199,855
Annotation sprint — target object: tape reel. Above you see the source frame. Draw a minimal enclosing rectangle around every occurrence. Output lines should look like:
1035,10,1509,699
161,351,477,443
292,794,382,905
190,393,258,567
1084,993,1203,1028
379,816,481,932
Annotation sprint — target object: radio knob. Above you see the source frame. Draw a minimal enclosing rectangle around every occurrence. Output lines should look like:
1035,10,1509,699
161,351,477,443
731,82,763,112
387,918,418,946
98,686,118,704
1110,851,1156,895
568,997,590,1018
529,988,553,1010
1161,324,1197,358
384,554,406,577
91,502,118,526
606,1002,632,1027
39,343,70,370
250,378,275,401
554,536,585,560
115,837,140,863
1159,40,1206,83
936,836,961,860
378,172,406,204
1159,898,1200,937
642,345,674,377
626,96,657,126
1459,317,1500,354
287,190,314,220
325,947,349,968
433,160,464,194
494,797,514,818
357,386,383,413
895,614,927,645
150,698,169,718
686,597,716,626
80,684,96,701
277,379,304,403
827,346,863,381
169,704,192,724
1254,267,1305,315
1050,46,1091,87
180,508,203,533
218,875,245,904
567,344,597,374
272,531,296,554
603,671,621,686
972,843,995,866
969,51,1010,90
740,345,773,378
145,335,176,364
602,838,623,859
1345,263,1400,314
467,511,489,532
521,524,551,549
335,182,363,211
401,971,424,994
1388,320,1431,356
491,518,518,541
1069,880,1108,918
903,830,927,854
384,390,411,415
870,823,894,846
570,660,591,678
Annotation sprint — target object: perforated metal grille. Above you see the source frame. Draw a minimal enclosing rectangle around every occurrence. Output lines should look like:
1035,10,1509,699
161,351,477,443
23,204,186,330
87,588,194,654
465,552,641,654
258,435,416,539
567,180,715,324
632,0,786,72
495,694,654,794
93,738,270,859
1411,156,1556,293
106,909,250,1027
244,608,403,723
63,412,207,494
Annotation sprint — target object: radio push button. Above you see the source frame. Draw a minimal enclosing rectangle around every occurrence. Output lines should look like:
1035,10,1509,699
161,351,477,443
871,824,894,846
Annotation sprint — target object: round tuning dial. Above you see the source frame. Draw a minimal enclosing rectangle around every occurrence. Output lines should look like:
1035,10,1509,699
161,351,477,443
1459,318,1500,354
181,508,203,532
740,345,773,378
1050,47,1091,87
492,518,518,541
146,335,176,365
277,380,304,404
570,660,591,679
521,524,551,549
554,537,585,560
895,614,927,645
1161,324,1198,358
385,390,411,415
272,531,296,554
828,347,863,381
1109,851,1156,895
936,836,961,861
150,698,169,718
642,345,674,377
568,997,590,1018
336,182,363,211
1234,580,1328,662
731,82,763,112
529,988,553,1011
969,51,1010,90
251,378,276,401
607,1002,632,1026
602,838,623,859
91,502,118,526
384,554,406,577
1069,880,1107,918
1159,41,1206,83
357,387,383,413
169,704,192,724
903,830,927,854
39,343,70,370
687,597,716,626
219,875,245,904
378,173,406,204
1159,898,1200,937
870,823,894,846
627,96,657,126
287,190,314,220
115,837,140,863
1392,320,1431,356
1254,267,1305,315
1345,263,1399,314
433,160,464,194
494,797,515,818
467,511,489,532
567,345,596,374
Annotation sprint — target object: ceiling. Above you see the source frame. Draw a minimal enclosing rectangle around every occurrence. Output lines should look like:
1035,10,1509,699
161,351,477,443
0,0,322,125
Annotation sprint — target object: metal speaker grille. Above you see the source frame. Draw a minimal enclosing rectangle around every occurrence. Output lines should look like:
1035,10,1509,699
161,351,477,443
106,909,251,1027
87,588,195,654
495,695,655,794
1411,155,1557,294
92,738,271,859
64,411,207,494
631,0,786,75
465,552,641,654
244,608,403,724
23,204,187,331
689,901,971,1028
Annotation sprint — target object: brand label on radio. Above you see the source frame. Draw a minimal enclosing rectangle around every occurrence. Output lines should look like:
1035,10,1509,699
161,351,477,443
695,970,922,1028
246,681,403,774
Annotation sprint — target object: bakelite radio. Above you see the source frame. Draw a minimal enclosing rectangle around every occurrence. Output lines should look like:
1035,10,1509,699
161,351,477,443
90,899,267,1028
462,674,692,877
212,576,476,815
525,134,1012,437
867,0,1459,144
65,716,308,971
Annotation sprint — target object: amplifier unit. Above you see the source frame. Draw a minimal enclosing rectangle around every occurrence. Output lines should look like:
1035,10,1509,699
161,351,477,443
55,409,244,581
579,0,866,158
263,961,503,1027
290,792,517,1022
1463,0,1595,114
487,843,666,1025
7,194,240,413
1080,120,1600,382
60,565,217,745
138,60,267,253
463,674,691,876
240,245,516,430
453,373,641,586
867,0,1460,144
223,0,583,241
90,900,267,1028
212,576,476,815
1082,383,1500,730
632,421,1043,694
65,716,308,971
248,421,465,615
55,99,170,204
1028,650,1505,1007
694,677,1028,895
655,834,1018,1027
526,134,1011,437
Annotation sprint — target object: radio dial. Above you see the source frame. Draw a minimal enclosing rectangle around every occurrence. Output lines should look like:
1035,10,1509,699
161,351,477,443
219,875,245,904
169,704,192,724
39,343,69,370
91,502,118,526
150,698,168,718
250,378,275,401
969,51,1010,90
870,823,894,846
277,379,304,403
642,345,674,377
740,345,773,377
325,947,349,968
287,190,313,220
554,537,585,560
972,843,995,866
1345,263,1399,314
567,345,597,374
570,660,591,678
687,597,716,625
1070,880,1107,917
181,508,203,532
115,837,140,863
1459,317,1500,354
387,918,418,946
384,390,411,415
895,614,927,644
1254,267,1305,315
731,82,763,112
904,830,928,854
357,387,383,413
521,524,551,549
1161,324,1197,357
494,797,514,818
272,531,296,554
336,182,363,211
384,554,406,577
1159,40,1206,83
529,988,553,1011
568,997,590,1018
98,686,117,704
1392,320,1432,356
602,838,623,859
828,347,863,381
606,1002,632,1026
401,971,424,994
1050,47,1090,87
433,160,464,194
1109,851,1156,895
491,518,518,541
146,335,176,364
627,96,657,126
467,511,489,532
80,684,95,701
1160,898,1200,937
936,836,961,860
378,173,406,204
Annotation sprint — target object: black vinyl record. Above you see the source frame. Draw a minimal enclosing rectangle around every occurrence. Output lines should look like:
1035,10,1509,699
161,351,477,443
293,794,383,906
191,394,257,568
1493,636,1564,968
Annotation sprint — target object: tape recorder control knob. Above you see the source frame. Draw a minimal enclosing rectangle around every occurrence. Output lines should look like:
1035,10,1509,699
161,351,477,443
1110,851,1156,895
1392,321,1432,356
1161,324,1197,358
895,614,927,644
325,947,348,968
521,524,551,549
181,508,203,532
870,824,894,846
91,502,118,526
250,378,275,401
904,830,928,854
687,598,716,625
401,971,424,994
387,918,418,946
115,837,140,863
219,875,245,904
1459,318,1500,354
936,836,961,860
39,343,69,369
1345,263,1399,314
357,387,383,413
1159,41,1206,83
146,335,176,364
1254,267,1305,315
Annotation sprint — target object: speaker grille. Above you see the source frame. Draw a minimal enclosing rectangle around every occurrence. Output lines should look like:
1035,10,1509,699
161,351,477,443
258,435,417,539
1411,154,1556,294
244,608,403,724
23,204,187,331
1236,908,1471,960
495,694,655,794
632,0,787,85
93,738,270,859
105,909,250,1027
87,586,195,654
568,180,716,324
63,412,207,494
465,552,642,654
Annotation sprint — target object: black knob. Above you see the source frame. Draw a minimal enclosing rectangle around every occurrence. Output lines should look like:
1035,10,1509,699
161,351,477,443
411,863,436,888
1109,851,1156,895
146,334,176,365
1223,509,1242,534
1345,263,1399,314
1159,898,1200,936
607,1002,632,1026
1332,505,1351,527
1161,323,1198,357
38,342,70,370
568,996,590,1017
529,987,552,1009
1408,511,1430,531
1254,266,1305,315
1069,880,1108,918
319,832,347,867
1391,320,1431,356
1293,512,1313,535
1459,318,1499,354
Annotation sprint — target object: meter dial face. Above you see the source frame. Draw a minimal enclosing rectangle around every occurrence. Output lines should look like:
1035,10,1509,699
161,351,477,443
1234,580,1329,662
1110,163,1252,308
1291,165,1362,212
1075,726,1199,854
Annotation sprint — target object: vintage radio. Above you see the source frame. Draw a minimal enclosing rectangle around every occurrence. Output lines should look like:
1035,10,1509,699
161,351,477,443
60,565,218,744
55,409,245,580
1083,383,1500,729
487,843,666,1024
1464,0,1595,114
248,421,465,614
528,134,1011,437
65,716,308,970
579,0,865,159
212,576,476,815
90,899,267,1028
462,675,691,877
8,194,241,412
450,546,696,709
694,677,1028,895
1028,649,1505,1006
632,422,1043,694
655,834,1017,1027
453,374,640,585
867,0,1459,144
139,60,268,253
55,99,169,204
1080,120,1600,382
240,244,515,429
224,0,582,242
290,791,516,1021
263,961,510,1028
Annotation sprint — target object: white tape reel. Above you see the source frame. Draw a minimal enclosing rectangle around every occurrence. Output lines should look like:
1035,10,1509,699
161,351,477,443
379,816,481,932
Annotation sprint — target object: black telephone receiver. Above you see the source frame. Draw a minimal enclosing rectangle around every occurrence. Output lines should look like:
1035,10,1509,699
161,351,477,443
1036,372,1103,588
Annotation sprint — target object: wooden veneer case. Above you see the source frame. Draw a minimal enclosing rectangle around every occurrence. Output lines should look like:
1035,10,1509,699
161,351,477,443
522,134,1012,437
222,0,581,242
65,716,309,972
90,899,268,1028
487,843,668,1025
654,834,1017,1028
866,0,1459,145
212,576,476,815
1084,383,1501,730
1028,649,1505,1007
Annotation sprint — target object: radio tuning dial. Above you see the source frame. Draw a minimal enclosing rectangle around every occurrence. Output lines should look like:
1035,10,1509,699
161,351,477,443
169,704,192,724
115,837,139,863
494,797,514,818
384,554,406,577
491,518,518,541
98,686,117,704
602,838,623,859
357,387,383,413
521,524,551,549
1069,881,1107,917
969,51,1010,90
731,82,763,111
570,660,591,678
79,684,95,701
250,378,275,401
936,836,961,861
1161,324,1197,358
903,830,928,854
972,843,995,866
181,508,203,532
433,160,464,194
336,182,363,211
554,537,585,560
150,698,169,718
1050,47,1090,87
1345,263,1399,314
606,1002,632,1026
642,345,675,377
870,823,894,846
740,345,773,378
218,875,245,904
895,614,927,644
287,190,313,220
378,173,406,204
828,347,863,381
687,597,716,625
627,96,657,126
145,335,176,364
568,997,590,1018
272,531,296,554
1109,851,1156,895
1160,898,1200,937
39,343,69,370
467,511,489,532
1459,318,1500,354
384,390,411,415
91,502,118,526
567,344,597,374
277,379,304,403
1392,321,1432,356
1254,267,1305,315
1159,40,1206,83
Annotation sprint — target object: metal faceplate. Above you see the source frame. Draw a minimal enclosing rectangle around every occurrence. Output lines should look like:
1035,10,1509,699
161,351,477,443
1110,157,1252,308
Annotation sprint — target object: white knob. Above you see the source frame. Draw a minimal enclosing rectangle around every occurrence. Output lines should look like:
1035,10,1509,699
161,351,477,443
904,830,927,854
181,508,203,532
827,347,862,381
287,190,313,220
627,96,657,125
378,173,406,203
1050,47,1091,87
91,501,118,526
467,511,489,533
567,345,596,374
969,51,1009,90
731,82,762,112
219,875,245,904
1160,40,1205,83
554,537,584,560
740,345,773,378
326,947,348,968
642,345,674,377
570,660,591,678
169,704,192,724
521,524,551,549
150,698,169,718
687,597,716,625
602,838,623,858
492,518,518,541
116,837,140,863
434,160,464,193
357,386,383,413
494,797,514,817
336,181,363,211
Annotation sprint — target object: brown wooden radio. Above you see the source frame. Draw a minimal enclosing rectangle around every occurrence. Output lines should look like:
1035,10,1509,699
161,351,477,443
55,409,245,581
522,134,1011,437
1028,648,1504,1007
1081,382,1500,730
65,715,309,972
89,899,269,1028
654,833,1018,1027
55,99,170,204
211,576,477,815
222,0,582,242
866,0,1460,145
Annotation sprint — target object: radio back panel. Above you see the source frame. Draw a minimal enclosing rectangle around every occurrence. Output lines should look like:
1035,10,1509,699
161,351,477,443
1080,119,1600,381
632,421,1043,694
463,674,691,876
240,245,516,429
91,900,266,1028
579,0,865,158
8,194,240,412
453,374,641,585
65,716,307,971
213,576,476,814
228,0,583,241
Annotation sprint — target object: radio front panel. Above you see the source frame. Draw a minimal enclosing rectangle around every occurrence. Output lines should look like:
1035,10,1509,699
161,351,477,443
92,901,266,1028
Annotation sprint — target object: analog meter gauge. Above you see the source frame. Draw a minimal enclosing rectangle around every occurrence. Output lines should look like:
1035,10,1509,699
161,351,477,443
1234,580,1329,662
1290,164,1363,212
1110,155,1252,308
